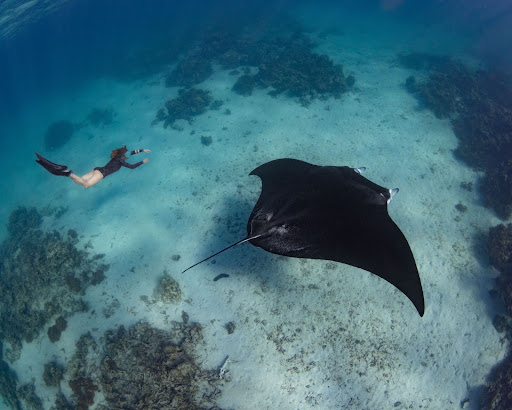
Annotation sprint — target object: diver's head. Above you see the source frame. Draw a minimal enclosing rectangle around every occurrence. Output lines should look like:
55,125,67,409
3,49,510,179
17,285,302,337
111,145,128,159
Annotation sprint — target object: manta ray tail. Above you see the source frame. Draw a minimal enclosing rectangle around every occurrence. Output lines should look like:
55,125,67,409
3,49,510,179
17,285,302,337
182,234,263,273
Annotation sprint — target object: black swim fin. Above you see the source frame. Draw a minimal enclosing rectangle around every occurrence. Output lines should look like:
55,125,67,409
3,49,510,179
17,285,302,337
35,153,71,176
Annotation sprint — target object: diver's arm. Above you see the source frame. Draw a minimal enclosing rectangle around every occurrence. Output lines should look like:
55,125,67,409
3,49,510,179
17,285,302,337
122,161,144,169
130,149,151,155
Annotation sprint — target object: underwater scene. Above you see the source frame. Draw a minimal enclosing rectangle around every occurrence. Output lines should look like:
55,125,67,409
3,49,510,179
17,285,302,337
1,0,512,408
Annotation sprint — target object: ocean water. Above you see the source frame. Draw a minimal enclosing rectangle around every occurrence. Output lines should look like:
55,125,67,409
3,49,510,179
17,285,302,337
1,1,511,409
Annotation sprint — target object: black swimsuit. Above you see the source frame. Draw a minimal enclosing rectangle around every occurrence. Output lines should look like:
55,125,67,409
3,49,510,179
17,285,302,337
94,149,144,178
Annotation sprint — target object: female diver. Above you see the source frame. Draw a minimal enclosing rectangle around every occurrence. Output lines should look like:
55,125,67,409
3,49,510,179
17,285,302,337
35,145,150,188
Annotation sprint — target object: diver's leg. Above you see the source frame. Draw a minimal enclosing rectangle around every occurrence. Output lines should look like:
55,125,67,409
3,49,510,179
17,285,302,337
70,170,103,188
82,170,103,188
82,170,96,181
70,173,86,185
70,170,95,185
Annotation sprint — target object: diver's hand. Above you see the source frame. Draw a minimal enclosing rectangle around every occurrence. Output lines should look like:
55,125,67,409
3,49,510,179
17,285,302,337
143,158,149,164
144,149,151,153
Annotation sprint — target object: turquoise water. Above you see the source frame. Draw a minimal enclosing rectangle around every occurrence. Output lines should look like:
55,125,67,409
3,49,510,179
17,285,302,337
1,1,511,409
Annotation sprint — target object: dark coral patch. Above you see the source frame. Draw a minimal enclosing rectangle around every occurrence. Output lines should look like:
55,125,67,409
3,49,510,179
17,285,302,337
201,135,213,146
488,224,512,276
486,222,512,408
7,206,42,239
402,55,512,219
43,361,65,387
254,42,350,105
0,207,109,355
166,54,213,87
153,88,215,128
163,28,353,107
483,351,512,410
99,321,220,408
482,160,512,221
0,342,22,410
47,316,67,343
69,377,98,409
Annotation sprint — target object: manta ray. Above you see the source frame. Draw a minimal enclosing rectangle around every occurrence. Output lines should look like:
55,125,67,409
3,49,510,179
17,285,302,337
183,158,425,316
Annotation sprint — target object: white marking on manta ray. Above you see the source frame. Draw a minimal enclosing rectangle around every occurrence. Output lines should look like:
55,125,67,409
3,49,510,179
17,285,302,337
269,225,288,235
380,188,399,204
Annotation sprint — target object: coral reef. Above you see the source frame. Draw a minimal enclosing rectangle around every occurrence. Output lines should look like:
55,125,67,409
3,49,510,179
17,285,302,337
53,392,73,410
66,333,100,409
413,60,472,119
210,99,224,110
201,135,213,146
254,41,350,106
488,223,512,333
69,377,98,410
153,88,214,128
63,320,222,408
155,271,182,304
0,207,109,357
43,361,65,387
482,161,512,220
225,321,236,334
151,108,167,126
496,272,512,319
17,382,43,410
402,55,512,219
7,206,42,241
47,316,67,343
165,54,213,87
0,342,21,410
233,34,352,106
455,203,467,213
488,224,512,275
44,120,74,151
483,351,512,410
99,321,220,408
165,28,353,107
485,223,512,408
233,74,257,96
